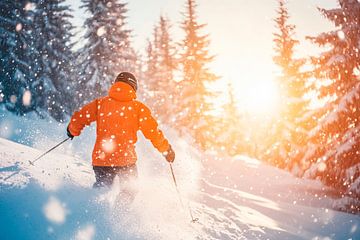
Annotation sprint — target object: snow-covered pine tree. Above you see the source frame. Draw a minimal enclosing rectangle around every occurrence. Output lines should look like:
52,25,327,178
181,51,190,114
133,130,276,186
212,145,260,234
267,0,310,172
304,0,360,213
30,0,75,121
158,16,177,86
145,27,160,90
177,0,218,147
0,1,36,114
77,0,137,105
216,82,247,156
144,15,177,124
143,25,161,107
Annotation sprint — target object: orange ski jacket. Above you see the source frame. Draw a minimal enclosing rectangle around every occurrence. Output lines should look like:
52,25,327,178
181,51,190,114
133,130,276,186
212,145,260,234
68,81,170,167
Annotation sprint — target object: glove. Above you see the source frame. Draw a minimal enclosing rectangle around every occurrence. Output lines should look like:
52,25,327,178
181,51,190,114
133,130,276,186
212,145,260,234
163,145,175,163
67,127,74,140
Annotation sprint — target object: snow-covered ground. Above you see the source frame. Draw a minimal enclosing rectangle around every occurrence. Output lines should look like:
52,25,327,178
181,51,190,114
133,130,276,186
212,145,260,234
0,111,359,240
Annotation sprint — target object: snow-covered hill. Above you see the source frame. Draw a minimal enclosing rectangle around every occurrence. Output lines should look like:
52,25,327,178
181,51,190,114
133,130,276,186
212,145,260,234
0,107,358,239
0,135,359,240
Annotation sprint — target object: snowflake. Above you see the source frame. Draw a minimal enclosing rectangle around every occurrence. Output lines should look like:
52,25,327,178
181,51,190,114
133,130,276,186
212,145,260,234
337,30,345,40
10,95,17,103
22,90,31,106
97,26,106,37
15,23,22,32
116,18,123,26
24,2,36,11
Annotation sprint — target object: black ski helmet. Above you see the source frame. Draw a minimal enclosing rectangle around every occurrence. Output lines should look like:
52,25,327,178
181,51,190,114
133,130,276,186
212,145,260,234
115,72,137,91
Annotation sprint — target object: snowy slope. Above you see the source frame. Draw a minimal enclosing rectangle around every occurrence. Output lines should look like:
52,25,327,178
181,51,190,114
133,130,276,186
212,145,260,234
0,107,359,240
1,136,359,240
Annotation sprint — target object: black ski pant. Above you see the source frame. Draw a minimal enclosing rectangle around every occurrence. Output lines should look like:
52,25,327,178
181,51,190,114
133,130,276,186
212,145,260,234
92,165,138,188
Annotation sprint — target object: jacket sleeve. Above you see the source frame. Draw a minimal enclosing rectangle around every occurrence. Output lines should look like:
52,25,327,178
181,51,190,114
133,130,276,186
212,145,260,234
68,99,98,136
138,102,170,153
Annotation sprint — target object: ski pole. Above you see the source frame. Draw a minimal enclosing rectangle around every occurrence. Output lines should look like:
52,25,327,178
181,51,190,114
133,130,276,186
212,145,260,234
169,163,199,223
29,137,70,165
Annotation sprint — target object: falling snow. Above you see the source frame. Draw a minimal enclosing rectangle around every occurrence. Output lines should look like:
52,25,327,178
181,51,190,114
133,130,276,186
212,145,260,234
0,0,360,239
96,26,106,37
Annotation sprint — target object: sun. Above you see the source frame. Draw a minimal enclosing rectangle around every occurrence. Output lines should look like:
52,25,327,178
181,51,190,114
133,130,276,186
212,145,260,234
235,78,280,115
211,60,281,117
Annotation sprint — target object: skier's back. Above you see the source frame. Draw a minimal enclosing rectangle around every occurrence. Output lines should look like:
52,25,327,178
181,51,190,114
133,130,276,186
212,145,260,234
67,72,175,187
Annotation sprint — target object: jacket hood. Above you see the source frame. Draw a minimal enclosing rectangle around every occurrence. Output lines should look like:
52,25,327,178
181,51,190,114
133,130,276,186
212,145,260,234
108,81,137,102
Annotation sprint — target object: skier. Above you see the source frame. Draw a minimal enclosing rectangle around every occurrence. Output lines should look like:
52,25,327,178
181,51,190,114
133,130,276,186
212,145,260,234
67,72,175,188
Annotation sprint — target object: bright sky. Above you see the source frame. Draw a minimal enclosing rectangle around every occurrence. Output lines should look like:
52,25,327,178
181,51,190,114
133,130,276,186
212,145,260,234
69,0,339,114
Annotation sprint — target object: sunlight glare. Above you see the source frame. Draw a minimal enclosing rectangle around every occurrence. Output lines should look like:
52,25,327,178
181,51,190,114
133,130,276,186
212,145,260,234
236,77,280,115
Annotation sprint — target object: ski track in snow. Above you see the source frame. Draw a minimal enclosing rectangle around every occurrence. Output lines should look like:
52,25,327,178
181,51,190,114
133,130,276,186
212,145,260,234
1,136,359,240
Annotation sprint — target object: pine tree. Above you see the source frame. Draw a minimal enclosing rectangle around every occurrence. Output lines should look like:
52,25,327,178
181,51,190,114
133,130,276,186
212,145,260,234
177,0,218,146
217,83,247,156
0,1,36,114
158,16,177,84
144,15,177,124
31,0,75,121
144,25,161,104
304,0,360,213
268,0,310,171
77,0,137,105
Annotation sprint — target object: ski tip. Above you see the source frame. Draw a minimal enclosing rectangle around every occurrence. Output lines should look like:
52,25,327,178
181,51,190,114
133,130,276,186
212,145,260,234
28,160,34,166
